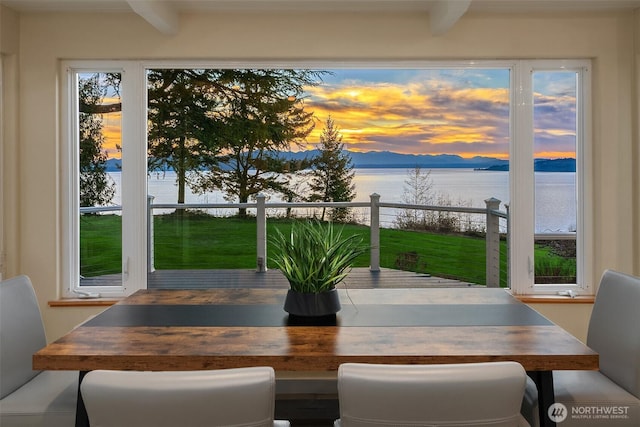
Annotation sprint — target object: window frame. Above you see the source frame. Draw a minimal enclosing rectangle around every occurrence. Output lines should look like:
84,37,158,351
61,61,147,298
61,59,593,297
510,60,592,295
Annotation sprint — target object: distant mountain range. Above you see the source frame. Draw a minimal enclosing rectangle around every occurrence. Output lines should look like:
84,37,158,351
105,151,575,172
284,150,511,169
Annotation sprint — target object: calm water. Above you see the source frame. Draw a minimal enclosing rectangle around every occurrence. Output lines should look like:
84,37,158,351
109,168,576,233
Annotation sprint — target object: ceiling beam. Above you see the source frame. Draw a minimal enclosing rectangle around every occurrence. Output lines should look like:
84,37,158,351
429,0,472,36
126,0,179,35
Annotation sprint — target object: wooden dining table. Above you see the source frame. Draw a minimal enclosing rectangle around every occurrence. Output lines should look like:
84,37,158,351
34,287,598,427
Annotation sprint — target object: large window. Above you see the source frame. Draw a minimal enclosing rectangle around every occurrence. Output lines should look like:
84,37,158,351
62,60,591,297
533,70,579,285
510,61,592,294
62,62,147,297
76,72,123,289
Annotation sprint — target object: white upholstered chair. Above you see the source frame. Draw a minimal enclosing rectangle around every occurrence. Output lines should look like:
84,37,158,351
334,362,531,427
0,275,78,427
80,367,290,427
523,269,640,427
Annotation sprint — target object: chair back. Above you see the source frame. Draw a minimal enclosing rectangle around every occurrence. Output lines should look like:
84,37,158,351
81,367,278,427
336,362,529,427
0,275,47,399
587,269,640,398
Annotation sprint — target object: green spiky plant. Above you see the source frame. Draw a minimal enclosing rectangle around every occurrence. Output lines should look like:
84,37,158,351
270,220,367,293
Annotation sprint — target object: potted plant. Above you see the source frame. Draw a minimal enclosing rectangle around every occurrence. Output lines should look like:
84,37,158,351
270,220,367,317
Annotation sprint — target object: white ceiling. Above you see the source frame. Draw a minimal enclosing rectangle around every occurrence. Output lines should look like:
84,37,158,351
2,0,639,36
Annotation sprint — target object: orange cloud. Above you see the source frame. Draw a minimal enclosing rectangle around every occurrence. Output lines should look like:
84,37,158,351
101,111,122,157
97,70,575,161
305,81,511,158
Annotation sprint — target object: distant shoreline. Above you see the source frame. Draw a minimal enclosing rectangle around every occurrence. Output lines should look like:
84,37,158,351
105,151,576,173
474,158,576,172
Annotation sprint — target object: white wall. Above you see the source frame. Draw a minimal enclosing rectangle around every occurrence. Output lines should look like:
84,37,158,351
1,5,20,281
5,8,639,341
0,5,19,54
528,302,593,343
634,9,640,275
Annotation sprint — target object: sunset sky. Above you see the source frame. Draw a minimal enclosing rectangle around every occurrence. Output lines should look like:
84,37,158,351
303,68,576,159
98,68,577,160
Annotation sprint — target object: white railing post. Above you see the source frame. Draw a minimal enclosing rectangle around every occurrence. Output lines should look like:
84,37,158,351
370,193,381,272
485,197,501,287
147,195,155,273
256,194,267,272
504,203,510,288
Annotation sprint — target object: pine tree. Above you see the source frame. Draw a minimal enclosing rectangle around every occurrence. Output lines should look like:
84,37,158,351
147,69,223,206
308,117,356,222
189,69,322,217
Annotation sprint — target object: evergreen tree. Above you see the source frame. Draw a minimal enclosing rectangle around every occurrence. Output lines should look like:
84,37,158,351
78,74,116,208
191,69,323,216
147,69,224,205
108,68,325,214
308,117,356,222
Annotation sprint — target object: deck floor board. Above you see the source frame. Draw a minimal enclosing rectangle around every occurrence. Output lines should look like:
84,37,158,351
81,268,479,288
146,267,478,289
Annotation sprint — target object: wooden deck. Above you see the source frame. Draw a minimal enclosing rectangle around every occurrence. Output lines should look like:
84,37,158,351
147,267,478,289
81,268,479,288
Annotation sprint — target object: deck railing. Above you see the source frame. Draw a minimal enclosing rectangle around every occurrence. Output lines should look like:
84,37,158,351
146,193,510,287
81,196,579,286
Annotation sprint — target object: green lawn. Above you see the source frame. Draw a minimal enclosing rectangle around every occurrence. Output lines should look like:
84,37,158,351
81,213,573,287
80,214,122,277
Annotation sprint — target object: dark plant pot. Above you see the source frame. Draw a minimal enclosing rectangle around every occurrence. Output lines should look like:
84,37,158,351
283,288,341,317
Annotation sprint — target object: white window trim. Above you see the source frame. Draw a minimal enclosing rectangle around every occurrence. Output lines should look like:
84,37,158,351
61,61,147,298
61,59,593,297
510,60,593,295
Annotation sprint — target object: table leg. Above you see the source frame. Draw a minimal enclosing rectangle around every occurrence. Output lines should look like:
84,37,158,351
528,371,556,427
75,371,90,427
